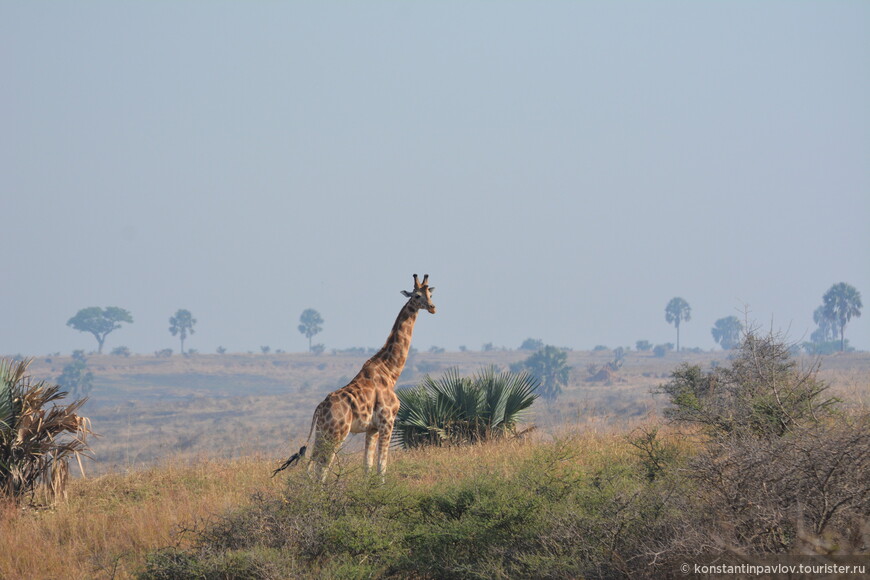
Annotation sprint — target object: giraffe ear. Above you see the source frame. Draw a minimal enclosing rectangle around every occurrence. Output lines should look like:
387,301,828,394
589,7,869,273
428,286,435,294
401,290,413,297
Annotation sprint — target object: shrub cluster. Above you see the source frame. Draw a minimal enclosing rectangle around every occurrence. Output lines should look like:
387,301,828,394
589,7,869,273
140,440,690,579
657,329,869,556
686,418,869,554
658,330,838,437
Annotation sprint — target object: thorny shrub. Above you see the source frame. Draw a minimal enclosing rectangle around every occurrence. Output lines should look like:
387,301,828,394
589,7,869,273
659,328,870,557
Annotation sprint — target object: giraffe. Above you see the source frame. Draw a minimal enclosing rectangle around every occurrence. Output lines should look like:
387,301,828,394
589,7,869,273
274,274,436,481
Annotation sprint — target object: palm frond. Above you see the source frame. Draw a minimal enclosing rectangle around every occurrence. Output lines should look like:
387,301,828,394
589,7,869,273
477,366,508,429
0,358,94,503
395,367,539,449
0,363,14,433
427,368,482,420
500,370,539,429
395,385,459,448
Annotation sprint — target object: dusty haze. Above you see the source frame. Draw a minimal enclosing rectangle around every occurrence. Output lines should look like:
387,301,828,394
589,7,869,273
2,2,868,356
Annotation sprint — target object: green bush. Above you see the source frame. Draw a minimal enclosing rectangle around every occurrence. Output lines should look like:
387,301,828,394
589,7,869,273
405,478,542,579
513,345,570,400
658,329,837,437
139,546,292,580
141,437,692,579
55,357,94,399
139,548,204,580
519,337,543,351
652,343,673,357
802,339,853,355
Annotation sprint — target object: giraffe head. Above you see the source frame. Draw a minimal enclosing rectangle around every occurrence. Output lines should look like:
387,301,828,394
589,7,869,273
401,273,436,314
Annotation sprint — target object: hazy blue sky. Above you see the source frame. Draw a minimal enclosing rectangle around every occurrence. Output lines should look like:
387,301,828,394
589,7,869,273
2,2,868,356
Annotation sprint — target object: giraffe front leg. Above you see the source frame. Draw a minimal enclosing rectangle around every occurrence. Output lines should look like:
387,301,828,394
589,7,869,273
376,422,394,479
364,431,379,474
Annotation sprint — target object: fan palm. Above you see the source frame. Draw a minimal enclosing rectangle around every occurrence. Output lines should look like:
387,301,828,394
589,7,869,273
395,367,538,449
711,316,743,350
0,358,93,502
665,297,692,352
821,282,863,352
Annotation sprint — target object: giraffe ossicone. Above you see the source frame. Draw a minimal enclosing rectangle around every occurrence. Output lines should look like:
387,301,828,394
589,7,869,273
276,273,436,481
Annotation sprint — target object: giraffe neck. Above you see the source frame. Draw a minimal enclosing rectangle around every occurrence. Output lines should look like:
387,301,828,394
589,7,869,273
372,301,418,382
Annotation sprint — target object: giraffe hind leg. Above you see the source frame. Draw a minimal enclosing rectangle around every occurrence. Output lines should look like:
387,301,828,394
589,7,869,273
309,428,347,482
364,431,379,474
376,422,395,479
308,449,336,483
307,433,333,481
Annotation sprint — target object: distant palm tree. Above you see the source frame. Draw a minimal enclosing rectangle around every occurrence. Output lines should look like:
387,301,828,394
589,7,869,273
711,316,743,350
298,309,324,353
821,282,863,352
0,359,93,502
811,305,838,344
394,367,538,449
665,297,692,352
169,309,197,355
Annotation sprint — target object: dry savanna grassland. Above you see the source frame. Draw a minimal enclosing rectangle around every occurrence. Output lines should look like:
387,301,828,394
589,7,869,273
20,349,735,474
1,347,868,579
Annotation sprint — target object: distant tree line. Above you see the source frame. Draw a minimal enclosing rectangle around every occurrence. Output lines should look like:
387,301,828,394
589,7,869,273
64,306,330,356
61,282,862,359
658,281,861,354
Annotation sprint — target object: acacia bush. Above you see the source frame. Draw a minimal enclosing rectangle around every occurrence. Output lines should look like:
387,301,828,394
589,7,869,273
658,330,838,437
686,417,869,554
658,329,869,556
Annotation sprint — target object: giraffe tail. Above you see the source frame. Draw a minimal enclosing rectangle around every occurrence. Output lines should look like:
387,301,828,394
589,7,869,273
305,406,318,442
272,407,320,477
271,445,307,477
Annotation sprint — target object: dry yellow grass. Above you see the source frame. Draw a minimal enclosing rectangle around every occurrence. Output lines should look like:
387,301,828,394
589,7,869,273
0,455,277,580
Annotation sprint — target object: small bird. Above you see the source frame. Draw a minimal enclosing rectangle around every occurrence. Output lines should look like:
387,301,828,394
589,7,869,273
271,445,307,477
